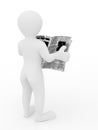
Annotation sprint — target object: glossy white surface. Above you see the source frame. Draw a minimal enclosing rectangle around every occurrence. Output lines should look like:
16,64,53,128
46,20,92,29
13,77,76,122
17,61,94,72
17,11,70,122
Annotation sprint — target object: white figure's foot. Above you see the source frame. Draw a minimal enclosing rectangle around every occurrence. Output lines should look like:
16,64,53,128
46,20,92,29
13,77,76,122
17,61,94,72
35,111,56,122
24,106,35,118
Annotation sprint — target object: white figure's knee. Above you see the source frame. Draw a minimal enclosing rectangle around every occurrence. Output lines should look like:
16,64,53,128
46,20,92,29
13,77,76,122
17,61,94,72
20,75,32,101
20,74,32,88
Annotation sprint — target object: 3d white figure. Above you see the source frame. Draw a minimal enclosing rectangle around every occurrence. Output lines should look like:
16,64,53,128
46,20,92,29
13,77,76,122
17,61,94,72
17,10,70,122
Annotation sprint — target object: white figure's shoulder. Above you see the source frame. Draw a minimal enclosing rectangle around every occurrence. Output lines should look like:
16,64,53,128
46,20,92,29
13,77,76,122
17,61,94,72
18,38,47,56
36,39,47,50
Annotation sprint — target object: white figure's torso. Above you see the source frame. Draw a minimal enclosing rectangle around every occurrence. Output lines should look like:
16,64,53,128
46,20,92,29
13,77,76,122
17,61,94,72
20,37,44,84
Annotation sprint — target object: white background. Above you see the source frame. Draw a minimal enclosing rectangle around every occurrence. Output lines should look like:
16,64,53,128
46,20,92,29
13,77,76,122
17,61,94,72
0,0,98,130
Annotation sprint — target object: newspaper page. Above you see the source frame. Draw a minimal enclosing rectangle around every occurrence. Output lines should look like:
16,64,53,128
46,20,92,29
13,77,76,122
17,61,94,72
36,35,71,71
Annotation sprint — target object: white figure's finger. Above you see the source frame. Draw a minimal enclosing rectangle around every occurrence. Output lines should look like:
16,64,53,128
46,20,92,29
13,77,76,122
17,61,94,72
66,52,70,57
60,46,67,52
65,52,70,62
69,40,72,45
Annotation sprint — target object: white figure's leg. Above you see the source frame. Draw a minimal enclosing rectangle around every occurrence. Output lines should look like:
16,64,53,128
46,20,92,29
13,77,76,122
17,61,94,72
34,83,56,122
27,77,56,122
20,76,35,117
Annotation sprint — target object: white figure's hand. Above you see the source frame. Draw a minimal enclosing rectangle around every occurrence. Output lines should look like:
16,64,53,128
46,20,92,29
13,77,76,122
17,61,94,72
39,40,70,62
58,46,70,62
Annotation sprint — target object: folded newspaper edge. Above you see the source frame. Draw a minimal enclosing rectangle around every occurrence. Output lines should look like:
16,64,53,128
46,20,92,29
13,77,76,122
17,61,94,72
36,35,72,71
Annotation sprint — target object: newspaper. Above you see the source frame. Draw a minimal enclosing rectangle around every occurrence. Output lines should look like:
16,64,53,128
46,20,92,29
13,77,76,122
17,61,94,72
36,35,72,71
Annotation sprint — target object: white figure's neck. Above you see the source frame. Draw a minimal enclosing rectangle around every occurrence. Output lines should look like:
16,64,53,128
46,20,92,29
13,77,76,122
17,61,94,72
26,36,36,39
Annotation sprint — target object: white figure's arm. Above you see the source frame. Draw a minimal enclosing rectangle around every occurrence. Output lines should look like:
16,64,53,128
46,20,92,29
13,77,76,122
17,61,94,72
38,41,70,62
18,41,22,56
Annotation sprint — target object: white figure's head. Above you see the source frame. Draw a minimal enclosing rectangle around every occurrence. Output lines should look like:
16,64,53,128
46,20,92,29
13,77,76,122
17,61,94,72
17,10,42,37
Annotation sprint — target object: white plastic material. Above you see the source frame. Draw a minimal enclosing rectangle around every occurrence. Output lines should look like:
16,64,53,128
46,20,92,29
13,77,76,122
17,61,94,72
17,10,70,122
